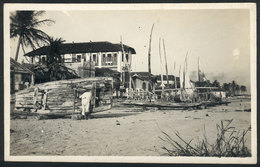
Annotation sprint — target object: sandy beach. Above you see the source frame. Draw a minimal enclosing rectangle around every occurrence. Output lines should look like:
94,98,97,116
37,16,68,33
10,98,251,156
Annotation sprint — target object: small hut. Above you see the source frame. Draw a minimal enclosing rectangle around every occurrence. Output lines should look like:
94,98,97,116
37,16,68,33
10,58,34,93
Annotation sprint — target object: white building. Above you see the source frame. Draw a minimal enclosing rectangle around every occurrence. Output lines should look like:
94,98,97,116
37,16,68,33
24,41,136,74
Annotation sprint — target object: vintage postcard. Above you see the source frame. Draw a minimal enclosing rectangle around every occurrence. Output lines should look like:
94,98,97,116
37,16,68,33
4,3,257,164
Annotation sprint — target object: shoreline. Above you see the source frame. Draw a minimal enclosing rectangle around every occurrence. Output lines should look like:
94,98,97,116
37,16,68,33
10,99,251,156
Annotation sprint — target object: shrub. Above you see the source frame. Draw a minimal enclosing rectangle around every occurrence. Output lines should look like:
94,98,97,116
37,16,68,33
159,119,251,157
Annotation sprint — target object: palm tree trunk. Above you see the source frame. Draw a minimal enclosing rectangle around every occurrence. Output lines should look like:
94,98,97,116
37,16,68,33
15,36,22,61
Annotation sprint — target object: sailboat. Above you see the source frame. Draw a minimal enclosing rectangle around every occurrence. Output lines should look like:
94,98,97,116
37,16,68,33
173,52,195,103
122,25,202,109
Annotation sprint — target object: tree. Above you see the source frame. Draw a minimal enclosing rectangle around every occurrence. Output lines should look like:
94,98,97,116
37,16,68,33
10,11,54,61
30,36,79,83
46,37,65,67
231,80,237,96
212,80,220,88
222,83,229,91
240,85,247,93
45,37,79,81
222,83,231,96
235,84,241,95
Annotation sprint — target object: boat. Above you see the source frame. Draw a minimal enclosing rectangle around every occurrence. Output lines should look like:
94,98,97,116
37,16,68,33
12,77,114,116
122,100,202,110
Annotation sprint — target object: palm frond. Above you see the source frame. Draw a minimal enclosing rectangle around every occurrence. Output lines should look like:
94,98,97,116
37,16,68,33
31,19,55,27
10,10,53,56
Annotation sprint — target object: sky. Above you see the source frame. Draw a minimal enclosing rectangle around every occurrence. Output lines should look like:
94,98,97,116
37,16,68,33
10,9,251,91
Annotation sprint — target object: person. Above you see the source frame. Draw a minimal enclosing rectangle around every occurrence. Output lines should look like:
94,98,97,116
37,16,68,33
79,91,92,118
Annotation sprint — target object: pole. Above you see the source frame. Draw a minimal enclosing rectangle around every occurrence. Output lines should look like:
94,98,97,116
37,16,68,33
159,38,164,93
198,56,200,86
148,24,154,92
174,61,177,89
162,39,169,87
183,52,188,89
179,65,181,89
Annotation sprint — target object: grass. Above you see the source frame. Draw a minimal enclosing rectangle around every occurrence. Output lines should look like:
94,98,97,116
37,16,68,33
159,119,251,157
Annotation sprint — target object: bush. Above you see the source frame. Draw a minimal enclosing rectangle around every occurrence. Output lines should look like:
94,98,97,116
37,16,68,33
159,119,251,157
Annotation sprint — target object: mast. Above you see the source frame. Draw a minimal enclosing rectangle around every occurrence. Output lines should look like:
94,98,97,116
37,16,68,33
159,38,164,89
183,51,188,89
183,65,185,89
174,61,177,89
179,65,182,88
148,24,154,92
198,56,200,87
162,39,169,87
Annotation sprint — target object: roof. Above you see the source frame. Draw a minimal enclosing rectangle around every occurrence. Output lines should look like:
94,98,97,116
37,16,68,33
24,41,136,57
131,72,156,81
21,63,37,71
10,58,34,75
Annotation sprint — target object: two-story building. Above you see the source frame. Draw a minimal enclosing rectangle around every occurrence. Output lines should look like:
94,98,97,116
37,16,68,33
24,41,136,75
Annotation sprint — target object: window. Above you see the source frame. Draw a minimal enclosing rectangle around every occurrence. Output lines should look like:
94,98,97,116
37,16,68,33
113,53,117,65
96,55,99,65
42,57,46,64
93,54,96,62
142,82,147,90
126,54,129,62
113,53,117,62
122,54,124,62
107,54,112,62
77,55,81,62
102,54,106,62
92,54,98,66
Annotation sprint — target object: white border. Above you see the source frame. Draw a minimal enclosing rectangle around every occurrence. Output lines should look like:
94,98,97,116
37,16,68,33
4,3,257,164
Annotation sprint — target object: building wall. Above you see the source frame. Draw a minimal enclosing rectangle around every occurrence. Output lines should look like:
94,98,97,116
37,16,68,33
212,91,226,98
29,50,133,73
157,80,175,85
134,78,149,91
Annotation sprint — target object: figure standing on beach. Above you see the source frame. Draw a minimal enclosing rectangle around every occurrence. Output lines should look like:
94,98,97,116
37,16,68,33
80,91,92,118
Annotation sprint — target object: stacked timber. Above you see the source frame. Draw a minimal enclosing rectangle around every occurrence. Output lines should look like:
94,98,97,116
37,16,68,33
13,77,113,114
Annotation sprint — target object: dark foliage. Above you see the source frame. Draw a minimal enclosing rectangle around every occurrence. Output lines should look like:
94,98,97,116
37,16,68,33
10,10,54,61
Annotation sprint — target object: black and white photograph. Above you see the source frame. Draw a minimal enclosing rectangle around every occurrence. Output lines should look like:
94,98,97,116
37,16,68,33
4,3,257,164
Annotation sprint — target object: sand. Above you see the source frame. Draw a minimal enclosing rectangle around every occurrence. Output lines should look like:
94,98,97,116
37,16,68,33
10,98,251,156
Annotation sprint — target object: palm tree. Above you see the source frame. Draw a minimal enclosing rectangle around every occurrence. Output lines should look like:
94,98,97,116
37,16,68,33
46,37,78,81
240,85,247,93
46,37,65,67
235,84,241,95
212,80,220,88
231,80,237,96
10,11,54,61
222,83,230,96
